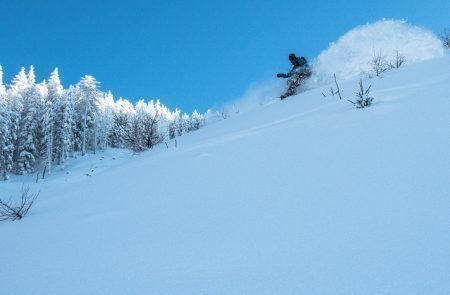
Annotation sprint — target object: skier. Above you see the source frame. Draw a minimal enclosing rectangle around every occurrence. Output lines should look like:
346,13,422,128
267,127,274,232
276,53,311,99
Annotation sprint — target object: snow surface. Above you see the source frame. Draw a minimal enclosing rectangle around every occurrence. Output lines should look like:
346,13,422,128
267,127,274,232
1,52,449,294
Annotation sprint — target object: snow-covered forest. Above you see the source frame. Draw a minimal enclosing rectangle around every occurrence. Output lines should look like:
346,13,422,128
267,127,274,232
0,66,208,180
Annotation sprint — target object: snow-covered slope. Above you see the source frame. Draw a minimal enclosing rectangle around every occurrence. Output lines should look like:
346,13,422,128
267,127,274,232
1,54,450,294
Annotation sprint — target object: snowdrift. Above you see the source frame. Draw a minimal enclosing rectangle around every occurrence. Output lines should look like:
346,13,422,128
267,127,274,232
313,19,445,83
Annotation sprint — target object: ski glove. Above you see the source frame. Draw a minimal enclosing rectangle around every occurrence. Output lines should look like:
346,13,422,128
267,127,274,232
277,73,287,78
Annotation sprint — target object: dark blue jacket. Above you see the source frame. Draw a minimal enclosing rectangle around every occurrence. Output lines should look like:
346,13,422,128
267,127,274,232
278,57,310,78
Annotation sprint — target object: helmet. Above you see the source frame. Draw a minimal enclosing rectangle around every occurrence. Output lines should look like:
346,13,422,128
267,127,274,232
288,53,298,65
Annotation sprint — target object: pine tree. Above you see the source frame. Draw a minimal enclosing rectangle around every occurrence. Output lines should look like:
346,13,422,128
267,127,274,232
96,91,114,151
190,109,203,131
76,75,100,156
0,69,13,180
133,100,149,150
0,99,12,180
0,65,5,94
8,67,26,150
176,111,184,137
181,113,191,134
53,86,75,166
15,66,40,174
168,109,181,140
3,68,28,179
39,68,63,173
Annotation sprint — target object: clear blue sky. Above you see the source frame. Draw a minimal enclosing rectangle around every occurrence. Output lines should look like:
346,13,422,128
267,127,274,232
0,0,448,112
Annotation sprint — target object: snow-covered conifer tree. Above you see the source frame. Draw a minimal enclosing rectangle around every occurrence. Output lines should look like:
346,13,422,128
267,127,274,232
190,109,203,131
96,91,115,151
168,109,181,140
15,66,40,174
154,100,171,141
3,67,28,178
8,68,27,148
75,75,100,155
53,85,75,166
38,68,63,173
0,65,5,94
181,113,191,134
0,68,13,180
109,98,134,149
0,96,11,180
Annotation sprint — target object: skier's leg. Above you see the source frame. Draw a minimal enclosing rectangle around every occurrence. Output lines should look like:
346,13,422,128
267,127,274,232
281,85,295,99
280,75,300,99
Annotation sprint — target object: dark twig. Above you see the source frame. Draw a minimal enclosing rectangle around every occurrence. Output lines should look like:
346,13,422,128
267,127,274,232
0,186,38,221
333,74,343,100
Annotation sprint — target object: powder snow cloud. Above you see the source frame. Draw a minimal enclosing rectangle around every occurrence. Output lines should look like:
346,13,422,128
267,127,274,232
312,19,445,83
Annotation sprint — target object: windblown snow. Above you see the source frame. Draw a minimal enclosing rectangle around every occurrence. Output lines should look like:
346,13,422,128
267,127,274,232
313,19,445,83
1,22,449,295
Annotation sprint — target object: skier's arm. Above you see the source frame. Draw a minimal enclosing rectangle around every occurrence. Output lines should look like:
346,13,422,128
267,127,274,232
285,71,293,78
286,65,300,77
277,66,296,78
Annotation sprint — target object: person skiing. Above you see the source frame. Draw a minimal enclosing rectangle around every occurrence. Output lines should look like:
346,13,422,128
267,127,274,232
277,53,311,99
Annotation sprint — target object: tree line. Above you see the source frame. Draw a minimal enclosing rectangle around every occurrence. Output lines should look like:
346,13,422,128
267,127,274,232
0,66,208,180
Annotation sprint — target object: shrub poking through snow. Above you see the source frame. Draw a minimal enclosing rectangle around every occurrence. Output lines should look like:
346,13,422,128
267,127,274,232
369,51,391,77
391,50,406,69
348,79,374,109
0,186,38,221
366,50,406,78
330,74,343,99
